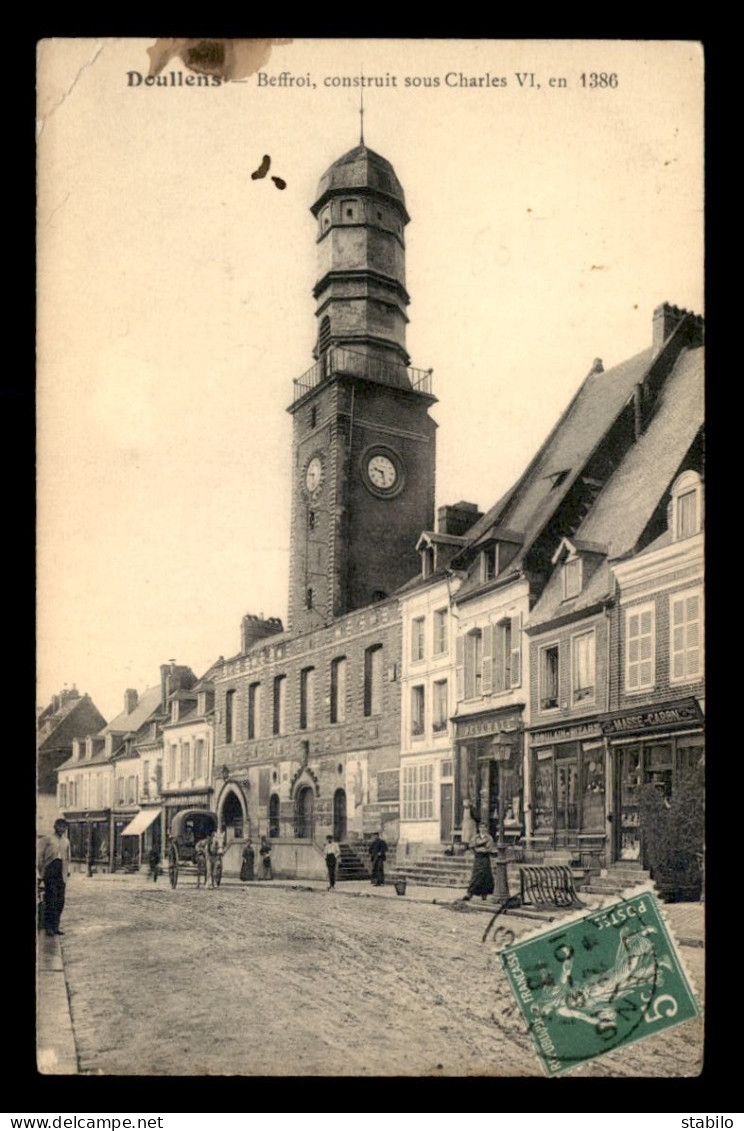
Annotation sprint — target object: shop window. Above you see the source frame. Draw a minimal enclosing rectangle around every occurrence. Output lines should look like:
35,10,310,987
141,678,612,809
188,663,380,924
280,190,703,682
432,679,448,732
670,588,703,684
364,645,383,717
300,666,315,730
330,657,347,723
626,604,655,692
411,685,425,737
671,470,703,541
402,763,434,820
411,616,425,662
572,630,596,705
539,644,560,711
273,675,287,735
248,682,261,740
433,608,448,655
532,751,555,830
581,751,605,830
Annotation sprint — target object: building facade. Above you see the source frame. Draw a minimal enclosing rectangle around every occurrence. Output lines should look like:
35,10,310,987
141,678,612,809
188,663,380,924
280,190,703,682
37,687,106,838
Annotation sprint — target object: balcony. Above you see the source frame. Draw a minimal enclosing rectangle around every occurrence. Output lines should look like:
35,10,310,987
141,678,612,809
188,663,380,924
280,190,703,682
292,347,434,403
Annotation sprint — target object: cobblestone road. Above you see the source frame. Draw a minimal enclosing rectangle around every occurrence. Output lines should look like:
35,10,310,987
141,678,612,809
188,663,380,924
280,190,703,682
59,875,704,1077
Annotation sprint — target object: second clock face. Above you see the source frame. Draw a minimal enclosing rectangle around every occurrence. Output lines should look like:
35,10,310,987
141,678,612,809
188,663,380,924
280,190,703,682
361,447,404,497
305,456,323,493
367,454,397,490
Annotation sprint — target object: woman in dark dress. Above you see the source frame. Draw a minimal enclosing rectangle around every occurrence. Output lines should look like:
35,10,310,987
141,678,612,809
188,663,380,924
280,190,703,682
463,824,495,901
240,839,255,882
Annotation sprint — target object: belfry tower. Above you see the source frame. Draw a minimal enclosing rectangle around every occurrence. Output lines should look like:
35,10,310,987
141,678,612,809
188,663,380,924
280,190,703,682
287,143,437,634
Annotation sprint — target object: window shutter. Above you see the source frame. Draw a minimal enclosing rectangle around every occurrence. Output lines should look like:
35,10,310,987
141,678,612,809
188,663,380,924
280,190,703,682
456,634,465,702
510,613,522,687
481,625,494,695
493,623,506,693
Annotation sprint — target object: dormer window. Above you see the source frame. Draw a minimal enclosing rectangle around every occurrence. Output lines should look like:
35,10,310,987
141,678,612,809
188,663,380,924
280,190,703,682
671,471,703,541
422,545,435,578
481,545,497,584
563,557,582,600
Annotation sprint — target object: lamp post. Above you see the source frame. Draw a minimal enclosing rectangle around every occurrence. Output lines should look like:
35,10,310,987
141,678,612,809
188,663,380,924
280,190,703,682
489,733,514,902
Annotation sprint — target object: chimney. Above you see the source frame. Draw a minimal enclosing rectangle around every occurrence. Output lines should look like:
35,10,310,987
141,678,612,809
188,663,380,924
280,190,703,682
124,688,138,714
652,302,701,355
241,613,284,653
437,501,483,537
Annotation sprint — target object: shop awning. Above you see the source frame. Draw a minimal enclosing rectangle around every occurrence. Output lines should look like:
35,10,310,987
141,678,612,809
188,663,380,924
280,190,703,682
121,808,162,837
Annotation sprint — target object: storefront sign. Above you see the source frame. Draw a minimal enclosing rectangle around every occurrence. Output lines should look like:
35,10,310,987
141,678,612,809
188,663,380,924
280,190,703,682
455,714,522,740
600,699,703,737
531,722,602,746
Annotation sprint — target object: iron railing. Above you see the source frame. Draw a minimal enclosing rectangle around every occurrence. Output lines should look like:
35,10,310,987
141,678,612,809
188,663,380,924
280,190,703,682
292,347,433,403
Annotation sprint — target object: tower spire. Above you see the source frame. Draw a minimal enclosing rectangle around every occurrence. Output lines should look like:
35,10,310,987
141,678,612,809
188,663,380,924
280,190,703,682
360,80,364,145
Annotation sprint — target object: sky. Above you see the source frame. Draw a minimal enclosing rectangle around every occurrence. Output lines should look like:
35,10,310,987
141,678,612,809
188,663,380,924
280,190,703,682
36,39,704,723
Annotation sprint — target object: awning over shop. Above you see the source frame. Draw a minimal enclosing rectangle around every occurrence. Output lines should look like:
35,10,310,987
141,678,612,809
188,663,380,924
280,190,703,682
121,808,162,837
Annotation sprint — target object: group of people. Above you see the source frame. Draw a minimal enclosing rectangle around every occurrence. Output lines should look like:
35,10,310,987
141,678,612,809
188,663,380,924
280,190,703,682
239,836,273,882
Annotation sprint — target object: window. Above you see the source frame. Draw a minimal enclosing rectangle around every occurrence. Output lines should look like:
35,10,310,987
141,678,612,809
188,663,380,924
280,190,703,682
626,603,655,692
364,645,383,717
318,315,331,355
225,689,236,744
481,546,497,583
572,630,596,704
330,657,346,723
433,608,448,655
273,675,287,735
671,470,703,541
127,775,136,804
308,511,315,532
421,546,435,578
248,682,261,740
300,667,315,730
464,629,483,700
539,644,560,710
432,679,448,732
180,743,190,781
310,405,317,429
494,616,522,692
168,744,177,783
142,761,150,798
563,558,582,600
411,617,425,662
59,782,67,808
670,588,703,684
118,777,125,804
342,198,358,221
411,685,425,737
194,739,204,779
402,764,434,820
306,587,313,609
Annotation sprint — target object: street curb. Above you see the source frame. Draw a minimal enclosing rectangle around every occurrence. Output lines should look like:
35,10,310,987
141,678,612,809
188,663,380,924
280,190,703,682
37,931,79,1075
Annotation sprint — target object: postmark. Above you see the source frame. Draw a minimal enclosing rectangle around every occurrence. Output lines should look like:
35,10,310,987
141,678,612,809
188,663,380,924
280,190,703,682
498,892,700,1076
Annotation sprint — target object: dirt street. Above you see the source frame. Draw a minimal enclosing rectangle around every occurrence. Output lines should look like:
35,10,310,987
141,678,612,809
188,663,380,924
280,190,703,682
58,875,704,1077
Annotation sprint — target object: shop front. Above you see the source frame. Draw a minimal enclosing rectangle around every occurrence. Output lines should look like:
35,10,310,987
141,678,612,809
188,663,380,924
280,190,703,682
120,807,163,867
527,721,607,866
453,708,524,844
162,790,214,839
65,809,111,870
599,698,704,864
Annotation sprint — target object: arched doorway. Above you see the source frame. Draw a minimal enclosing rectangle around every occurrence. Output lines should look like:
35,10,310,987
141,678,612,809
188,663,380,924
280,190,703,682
296,786,314,839
222,789,245,840
333,788,347,842
269,794,280,838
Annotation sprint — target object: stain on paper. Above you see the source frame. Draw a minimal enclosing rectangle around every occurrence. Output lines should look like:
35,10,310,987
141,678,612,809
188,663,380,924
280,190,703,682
147,37,292,83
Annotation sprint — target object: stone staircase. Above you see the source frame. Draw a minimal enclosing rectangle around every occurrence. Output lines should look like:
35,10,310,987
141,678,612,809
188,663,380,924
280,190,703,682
391,848,472,889
581,860,654,897
338,842,371,881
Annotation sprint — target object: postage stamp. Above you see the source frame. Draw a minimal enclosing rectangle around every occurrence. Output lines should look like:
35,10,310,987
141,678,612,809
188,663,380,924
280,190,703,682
499,891,701,1077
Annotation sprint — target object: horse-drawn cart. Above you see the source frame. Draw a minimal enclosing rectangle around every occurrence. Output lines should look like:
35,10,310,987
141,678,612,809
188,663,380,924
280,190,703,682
166,808,221,890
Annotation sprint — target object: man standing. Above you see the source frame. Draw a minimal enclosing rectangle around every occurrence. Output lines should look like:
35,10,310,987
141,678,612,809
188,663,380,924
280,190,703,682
368,830,388,887
38,819,71,937
324,834,341,890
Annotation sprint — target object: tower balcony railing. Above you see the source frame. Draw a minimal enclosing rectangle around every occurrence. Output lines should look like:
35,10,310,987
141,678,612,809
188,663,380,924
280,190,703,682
292,347,434,403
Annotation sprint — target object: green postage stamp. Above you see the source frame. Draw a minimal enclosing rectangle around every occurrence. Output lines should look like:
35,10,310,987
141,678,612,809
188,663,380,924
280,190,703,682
499,891,700,1076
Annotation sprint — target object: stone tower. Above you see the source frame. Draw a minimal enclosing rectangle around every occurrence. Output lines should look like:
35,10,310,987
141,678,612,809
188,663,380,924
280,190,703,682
287,143,437,634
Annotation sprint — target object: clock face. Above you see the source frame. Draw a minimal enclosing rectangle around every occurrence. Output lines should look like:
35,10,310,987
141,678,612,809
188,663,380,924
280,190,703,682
367,454,397,490
362,447,404,497
305,456,323,493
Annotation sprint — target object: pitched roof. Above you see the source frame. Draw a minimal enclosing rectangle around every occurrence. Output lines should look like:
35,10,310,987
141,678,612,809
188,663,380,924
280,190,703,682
102,685,163,736
527,345,704,628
